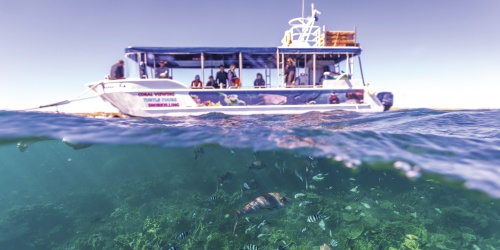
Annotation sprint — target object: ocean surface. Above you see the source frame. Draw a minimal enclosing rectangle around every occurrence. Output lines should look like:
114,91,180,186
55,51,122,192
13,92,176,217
0,109,498,250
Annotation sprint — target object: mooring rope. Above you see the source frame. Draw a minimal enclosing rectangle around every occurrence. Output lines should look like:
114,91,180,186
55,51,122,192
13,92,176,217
11,82,102,112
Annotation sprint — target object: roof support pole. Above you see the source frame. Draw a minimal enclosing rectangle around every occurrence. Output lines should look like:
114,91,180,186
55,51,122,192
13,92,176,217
313,53,316,88
358,56,365,86
276,49,280,88
346,53,350,75
281,53,285,88
239,52,243,87
304,54,307,85
201,52,205,85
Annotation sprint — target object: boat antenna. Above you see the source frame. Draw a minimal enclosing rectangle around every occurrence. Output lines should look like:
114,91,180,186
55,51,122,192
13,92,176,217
301,0,304,18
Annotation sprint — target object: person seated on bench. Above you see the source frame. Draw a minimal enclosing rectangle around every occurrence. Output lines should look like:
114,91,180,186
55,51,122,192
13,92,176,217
254,73,266,88
191,75,203,88
206,75,219,88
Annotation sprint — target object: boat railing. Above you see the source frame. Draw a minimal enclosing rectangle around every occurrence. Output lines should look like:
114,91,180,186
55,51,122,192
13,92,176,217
316,30,358,47
281,4,322,47
281,21,322,47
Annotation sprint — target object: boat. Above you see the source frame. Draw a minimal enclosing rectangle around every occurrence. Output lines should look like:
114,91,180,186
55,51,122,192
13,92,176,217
86,4,393,117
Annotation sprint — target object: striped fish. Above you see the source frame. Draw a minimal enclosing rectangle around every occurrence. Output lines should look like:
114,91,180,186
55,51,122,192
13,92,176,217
177,230,190,240
208,195,220,201
307,213,325,223
244,243,262,250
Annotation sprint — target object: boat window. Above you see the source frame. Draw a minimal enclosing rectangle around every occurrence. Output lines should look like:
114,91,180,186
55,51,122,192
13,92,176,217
125,53,141,79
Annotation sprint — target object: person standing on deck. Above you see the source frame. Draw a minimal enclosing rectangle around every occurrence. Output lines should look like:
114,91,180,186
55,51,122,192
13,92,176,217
284,57,296,85
110,60,125,80
155,60,169,78
228,64,239,88
216,64,228,88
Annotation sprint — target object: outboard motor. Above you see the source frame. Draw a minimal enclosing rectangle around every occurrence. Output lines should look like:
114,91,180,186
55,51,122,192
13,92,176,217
377,92,394,111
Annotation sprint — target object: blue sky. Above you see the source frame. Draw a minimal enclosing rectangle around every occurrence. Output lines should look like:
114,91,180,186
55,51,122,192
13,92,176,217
1,0,499,112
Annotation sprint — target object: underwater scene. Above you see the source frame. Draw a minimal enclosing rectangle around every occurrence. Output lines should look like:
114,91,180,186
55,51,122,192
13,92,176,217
0,109,499,250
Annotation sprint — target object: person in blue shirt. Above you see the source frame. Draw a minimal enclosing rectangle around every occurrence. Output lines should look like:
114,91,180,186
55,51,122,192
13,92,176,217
155,60,169,78
254,73,265,88
110,60,124,80
206,76,219,88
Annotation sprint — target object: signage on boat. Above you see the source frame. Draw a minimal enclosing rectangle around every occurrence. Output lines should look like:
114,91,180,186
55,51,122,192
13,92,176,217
139,92,179,107
138,92,175,97
147,103,179,107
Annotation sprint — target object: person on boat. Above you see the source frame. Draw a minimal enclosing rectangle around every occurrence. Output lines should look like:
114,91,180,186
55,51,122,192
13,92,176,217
191,75,203,88
228,64,239,88
206,76,219,88
216,64,228,88
109,59,124,80
155,60,169,78
254,73,266,88
284,57,296,86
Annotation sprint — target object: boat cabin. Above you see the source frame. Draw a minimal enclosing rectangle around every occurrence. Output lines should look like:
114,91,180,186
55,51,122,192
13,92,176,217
122,4,364,90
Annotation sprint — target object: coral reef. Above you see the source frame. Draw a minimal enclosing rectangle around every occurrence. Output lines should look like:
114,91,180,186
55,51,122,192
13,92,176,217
1,147,499,249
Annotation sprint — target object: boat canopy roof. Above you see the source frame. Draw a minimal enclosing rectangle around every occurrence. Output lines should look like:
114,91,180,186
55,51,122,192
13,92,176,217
125,46,362,55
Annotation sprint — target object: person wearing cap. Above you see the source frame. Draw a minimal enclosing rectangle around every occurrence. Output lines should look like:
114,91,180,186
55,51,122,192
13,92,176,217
109,59,125,80
191,75,203,88
215,64,228,88
206,75,219,88
155,60,169,78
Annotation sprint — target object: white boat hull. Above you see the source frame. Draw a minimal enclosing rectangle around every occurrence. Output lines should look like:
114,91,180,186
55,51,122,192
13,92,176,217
87,79,385,117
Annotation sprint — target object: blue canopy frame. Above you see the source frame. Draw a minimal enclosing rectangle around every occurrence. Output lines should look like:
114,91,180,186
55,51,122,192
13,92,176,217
124,46,364,86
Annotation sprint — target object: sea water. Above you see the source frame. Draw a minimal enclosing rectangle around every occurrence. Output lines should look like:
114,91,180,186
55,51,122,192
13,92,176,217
0,109,498,249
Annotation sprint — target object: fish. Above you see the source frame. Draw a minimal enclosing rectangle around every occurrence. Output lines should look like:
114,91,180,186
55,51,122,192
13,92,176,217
298,201,312,207
241,179,259,196
208,195,220,202
62,137,93,150
258,94,287,105
405,234,419,240
277,242,294,250
307,213,326,223
256,219,268,229
294,170,304,182
312,173,326,181
194,147,204,160
218,171,233,187
167,246,179,250
248,161,267,172
257,233,271,238
177,230,190,240
244,244,262,250
294,193,306,199
233,192,290,233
